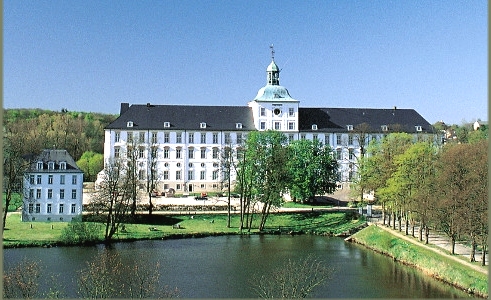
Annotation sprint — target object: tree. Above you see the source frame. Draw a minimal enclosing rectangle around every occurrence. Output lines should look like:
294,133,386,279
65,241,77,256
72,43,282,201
146,145,161,215
251,255,333,298
240,131,290,231
76,151,104,182
287,139,337,202
91,158,132,241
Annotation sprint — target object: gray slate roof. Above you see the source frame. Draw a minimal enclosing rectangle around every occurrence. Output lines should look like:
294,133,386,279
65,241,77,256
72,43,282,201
105,104,255,131
27,149,82,173
298,107,435,133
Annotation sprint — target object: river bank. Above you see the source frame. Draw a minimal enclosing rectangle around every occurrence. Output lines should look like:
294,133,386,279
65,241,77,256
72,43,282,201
348,224,488,298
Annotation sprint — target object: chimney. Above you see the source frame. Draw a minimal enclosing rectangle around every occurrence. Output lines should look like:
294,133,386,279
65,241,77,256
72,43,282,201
120,103,130,114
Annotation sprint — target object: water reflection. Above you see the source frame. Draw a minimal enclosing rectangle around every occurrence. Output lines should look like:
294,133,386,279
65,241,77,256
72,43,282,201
4,235,472,298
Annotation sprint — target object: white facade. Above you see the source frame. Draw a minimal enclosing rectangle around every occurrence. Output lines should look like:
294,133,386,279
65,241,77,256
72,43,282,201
22,150,84,222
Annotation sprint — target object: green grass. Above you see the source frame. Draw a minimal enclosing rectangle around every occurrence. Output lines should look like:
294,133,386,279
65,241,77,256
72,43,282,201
3,211,365,247
351,225,488,297
281,201,333,209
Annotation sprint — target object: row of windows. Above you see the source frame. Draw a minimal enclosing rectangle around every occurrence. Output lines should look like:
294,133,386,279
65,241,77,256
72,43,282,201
36,161,67,170
29,174,79,185
115,146,233,160
139,170,220,181
27,203,77,214
115,131,245,145
260,107,296,117
29,188,78,200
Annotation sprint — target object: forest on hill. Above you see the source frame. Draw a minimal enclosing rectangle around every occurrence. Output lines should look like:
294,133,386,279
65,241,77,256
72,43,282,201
3,108,117,163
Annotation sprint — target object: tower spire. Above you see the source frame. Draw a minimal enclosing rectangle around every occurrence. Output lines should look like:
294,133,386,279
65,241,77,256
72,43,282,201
267,45,280,85
270,44,275,61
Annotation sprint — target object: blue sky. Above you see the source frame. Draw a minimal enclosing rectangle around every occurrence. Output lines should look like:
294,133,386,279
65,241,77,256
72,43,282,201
4,1,487,125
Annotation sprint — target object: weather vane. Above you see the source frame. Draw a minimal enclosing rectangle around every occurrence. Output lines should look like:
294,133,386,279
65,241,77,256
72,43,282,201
270,44,275,61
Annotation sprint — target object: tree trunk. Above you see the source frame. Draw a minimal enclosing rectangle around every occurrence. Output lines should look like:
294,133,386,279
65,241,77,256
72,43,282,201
481,244,487,266
451,236,456,255
405,218,409,235
424,226,429,245
148,194,153,215
382,203,386,225
418,221,423,242
470,237,476,262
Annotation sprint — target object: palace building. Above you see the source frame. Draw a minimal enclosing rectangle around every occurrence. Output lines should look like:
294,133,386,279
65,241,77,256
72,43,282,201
103,51,436,195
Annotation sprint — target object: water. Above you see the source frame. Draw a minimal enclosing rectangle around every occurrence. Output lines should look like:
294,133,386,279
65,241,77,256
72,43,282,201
4,235,472,298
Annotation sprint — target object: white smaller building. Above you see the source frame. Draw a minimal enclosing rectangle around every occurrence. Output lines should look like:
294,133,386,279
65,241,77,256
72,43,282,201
22,149,84,222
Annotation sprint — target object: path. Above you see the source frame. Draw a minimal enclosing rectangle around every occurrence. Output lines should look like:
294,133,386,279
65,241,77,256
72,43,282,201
369,221,488,275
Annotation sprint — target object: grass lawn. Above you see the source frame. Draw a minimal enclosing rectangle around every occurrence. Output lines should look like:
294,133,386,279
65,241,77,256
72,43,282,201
351,225,488,297
3,211,365,248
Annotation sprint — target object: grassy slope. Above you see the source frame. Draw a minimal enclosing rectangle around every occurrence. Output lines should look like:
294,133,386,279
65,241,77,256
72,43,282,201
3,211,365,247
350,225,488,297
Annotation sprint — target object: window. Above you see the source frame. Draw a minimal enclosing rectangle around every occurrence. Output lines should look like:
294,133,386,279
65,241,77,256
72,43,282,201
138,148,144,159
163,170,169,180
59,204,64,214
288,122,295,130
301,134,306,140
188,163,193,168
313,134,318,141
212,148,219,159
139,169,145,180
47,203,52,213
47,174,52,184
59,162,66,170
347,125,353,131
336,148,342,160
176,170,181,180
164,121,170,128
37,162,43,170
201,133,206,144
325,135,330,145
48,162,55,170
200,170,206,180
289,134,294,142
176,133,182,143
336,134,341,145
60,175,65,185
274,122,281,130
35,203,41,213
349,149,355,160
37,175,42,184
348,135,353,145
114,147,120,158
60,189,65,199
260,107,266,116
381,125,388,132
188,148,194,159
115,132,121,143
237,133,243,144
188,133,194,143
289,108,294,116
71,204,76,214
164,148,170,159
139,132,145,143
212,170,219,180
151,132,158,144
200,148,206,159
260,122,266,130
213,133,219,144
176,148,182,159
71,189,77,199
415,125,422,132
224,133,231,144
47,189,53,199
176,184,181,190
72,175,77,185
236,123,242,129
28,203,33,213
127,121,134,127
29,189,34,199
127,132,134,143
188,170,194,180
164,133,170,143
29,175,35,184
200,122,207,129
312,124,318,130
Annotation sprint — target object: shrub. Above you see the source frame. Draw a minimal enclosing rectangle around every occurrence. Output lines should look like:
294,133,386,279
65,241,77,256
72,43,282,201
60,217,102,244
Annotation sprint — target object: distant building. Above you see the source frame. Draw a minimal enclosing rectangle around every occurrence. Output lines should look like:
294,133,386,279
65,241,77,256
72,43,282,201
103,50,437,194
22,149,83,222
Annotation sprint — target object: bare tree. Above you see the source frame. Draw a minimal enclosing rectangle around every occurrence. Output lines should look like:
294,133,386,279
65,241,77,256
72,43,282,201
146,145,161,215
251,255,333,298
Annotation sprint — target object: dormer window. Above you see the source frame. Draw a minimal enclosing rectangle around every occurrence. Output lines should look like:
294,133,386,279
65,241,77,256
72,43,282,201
164,122,171,128
200,122,207,129
60,162,66,170
48,162,55,170
381,125,388,132
347,125,353,131
236,123,243,129
37,162,43,170
127,121,134,128
415,125,422,132
312,124,318,131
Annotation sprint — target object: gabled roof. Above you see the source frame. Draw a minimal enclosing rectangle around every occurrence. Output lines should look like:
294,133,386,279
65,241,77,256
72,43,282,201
105,104,255,131
27,149,82,173
299,107,435,133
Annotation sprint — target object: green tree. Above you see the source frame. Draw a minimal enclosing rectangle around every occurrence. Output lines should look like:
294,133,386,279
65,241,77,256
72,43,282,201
287,139,337,203
76,151,104,182
60,216,102,245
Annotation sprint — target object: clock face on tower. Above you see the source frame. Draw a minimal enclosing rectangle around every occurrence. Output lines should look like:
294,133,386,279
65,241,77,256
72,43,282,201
273,108,281,115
